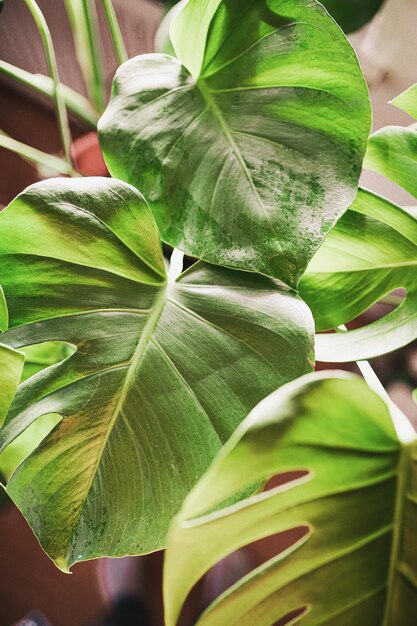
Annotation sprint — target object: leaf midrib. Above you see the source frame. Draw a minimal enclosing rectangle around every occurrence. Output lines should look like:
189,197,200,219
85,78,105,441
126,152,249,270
382,443,413,625
196,78,277,234
66,283,168,565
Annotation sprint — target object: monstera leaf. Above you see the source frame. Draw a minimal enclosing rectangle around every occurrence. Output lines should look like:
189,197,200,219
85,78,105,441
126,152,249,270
300,85,417,362
320,0,383,33
99,0,371,288
0,177,313,570
299,189,417,362
0,288,24,428
164,373,417,626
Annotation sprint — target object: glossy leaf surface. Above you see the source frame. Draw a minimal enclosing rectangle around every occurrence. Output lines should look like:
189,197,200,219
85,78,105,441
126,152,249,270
164,373,417,626
0,177,313,570
99,0,371,288
300,189,417,361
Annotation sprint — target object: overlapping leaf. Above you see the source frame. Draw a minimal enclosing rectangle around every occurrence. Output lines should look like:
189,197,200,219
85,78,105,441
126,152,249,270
99,0,371,288
0,177,313,570
164,373,417,626
299,189,417,361
300,85,417,361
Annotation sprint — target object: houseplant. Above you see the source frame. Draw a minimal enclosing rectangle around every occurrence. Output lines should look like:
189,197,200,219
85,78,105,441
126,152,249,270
1,0,417,624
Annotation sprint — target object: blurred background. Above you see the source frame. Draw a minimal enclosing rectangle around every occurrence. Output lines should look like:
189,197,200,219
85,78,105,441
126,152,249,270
0,1,416,625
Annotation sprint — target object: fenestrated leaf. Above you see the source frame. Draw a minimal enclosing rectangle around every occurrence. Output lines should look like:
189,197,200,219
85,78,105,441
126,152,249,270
299,189,417,362
0,177,314,570
99,0,371,288
320,0,383,34
164,373,417,626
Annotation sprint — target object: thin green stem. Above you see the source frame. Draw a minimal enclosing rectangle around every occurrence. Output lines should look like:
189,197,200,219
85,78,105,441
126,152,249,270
337,325,415,443
81,0,106,111
0,132,73,175
23,0,76,176
0,61,99,128
102,0,128,65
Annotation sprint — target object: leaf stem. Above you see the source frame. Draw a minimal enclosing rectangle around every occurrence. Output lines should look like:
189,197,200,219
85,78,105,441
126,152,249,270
23,0,76,176
102,0,128,66
0,132,73,175
337,325,415,443
0,60,99,128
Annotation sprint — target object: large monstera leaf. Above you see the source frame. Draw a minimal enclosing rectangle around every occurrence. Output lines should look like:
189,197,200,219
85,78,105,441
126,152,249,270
0,177,313,570
164,373,417,626
300,85,417,362
99,0,371,288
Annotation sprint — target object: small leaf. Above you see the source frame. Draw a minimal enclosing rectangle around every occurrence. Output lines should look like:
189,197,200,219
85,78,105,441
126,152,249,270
300,189,417,361
164,373,416,626
300,83,417,361
0,177,313,570
99,0,371,287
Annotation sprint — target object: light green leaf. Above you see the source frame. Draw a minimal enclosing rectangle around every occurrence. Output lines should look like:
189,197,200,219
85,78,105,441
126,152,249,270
164,373,417,626
320,0,384,34
299,189,417,361
99,0,371,288
364,83,417,199
0,342,73,482
0,286,8,332
0,177,313,570
0,345,24,430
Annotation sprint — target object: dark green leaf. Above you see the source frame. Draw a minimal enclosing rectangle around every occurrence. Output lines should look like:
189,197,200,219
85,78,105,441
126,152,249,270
164,373,417,626
99,0,371,288
320,0,383,34
0,177,313,570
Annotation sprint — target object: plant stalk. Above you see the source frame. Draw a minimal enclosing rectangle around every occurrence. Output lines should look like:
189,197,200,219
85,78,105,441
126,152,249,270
0,132,73,175
23,0,76,176
0,61,99,128
102,0,128,66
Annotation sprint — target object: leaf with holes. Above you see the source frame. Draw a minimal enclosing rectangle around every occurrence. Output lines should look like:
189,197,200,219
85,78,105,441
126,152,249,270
98,0,371,288
164,372,417,626
0,177,313,570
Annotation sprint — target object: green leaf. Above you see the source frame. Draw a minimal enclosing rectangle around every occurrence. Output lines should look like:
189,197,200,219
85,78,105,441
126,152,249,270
299,84,417,362
391,83,417,119
0,286,8,332
320,0,383,34
364,83,417,199
0,345,24,430
99,0,371,288
164,373,417,626
299,189,417,361
0,177,313,570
